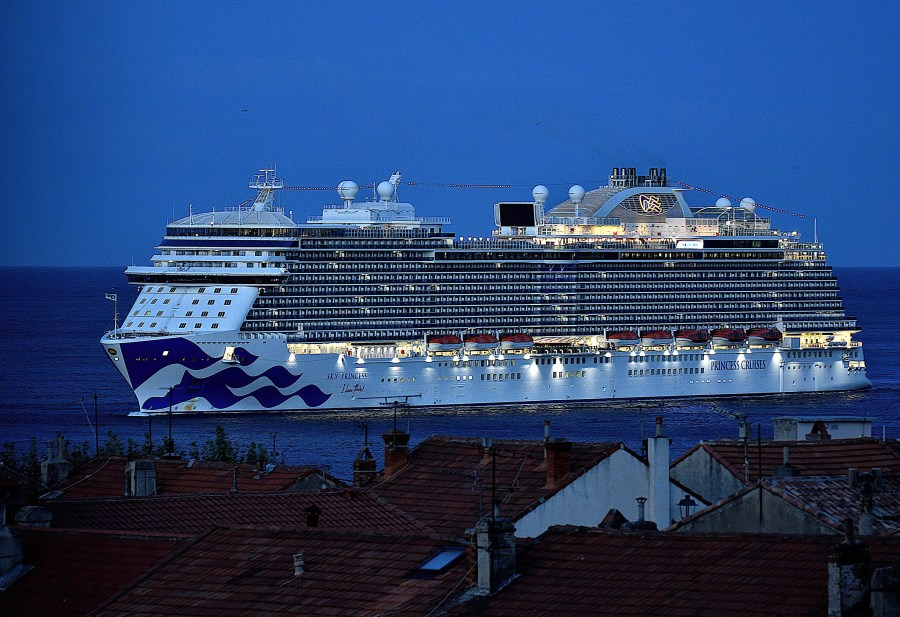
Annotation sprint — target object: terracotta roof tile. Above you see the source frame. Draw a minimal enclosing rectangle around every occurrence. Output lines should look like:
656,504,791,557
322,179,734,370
450,528,900,617
94,527,467,617
371,436,622,538
677,438,900,483
0,527,186,617
52,457,328,499
46,489,431,535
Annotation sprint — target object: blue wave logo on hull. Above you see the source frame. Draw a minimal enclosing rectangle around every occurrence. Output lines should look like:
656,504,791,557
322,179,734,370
121,337,259,389
141,366,332,411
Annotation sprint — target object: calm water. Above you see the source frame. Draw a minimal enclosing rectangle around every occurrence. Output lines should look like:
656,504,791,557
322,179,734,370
1,267,898,482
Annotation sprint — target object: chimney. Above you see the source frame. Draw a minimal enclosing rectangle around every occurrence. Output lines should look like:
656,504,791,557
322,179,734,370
646,416,670,528
827,520,871,617
305,504,321,527
544,438,572,485
293,553,305,576
475,517,516,594
352,446,376,486
773,445,799,478
231,466,238,493
870,567,897,617
0,505,26,592
41,433,70,486
14,505,52,528
623,497,658,532
125,461,157,497
382,429,410,477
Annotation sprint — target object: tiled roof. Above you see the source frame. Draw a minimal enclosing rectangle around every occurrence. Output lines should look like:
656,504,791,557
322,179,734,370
449,527,900,617
46,489,431,535
764,473,900,535
94,526,467,617
675,438,900,483
0,527,186,617
371,436,622,538
52,457,329,499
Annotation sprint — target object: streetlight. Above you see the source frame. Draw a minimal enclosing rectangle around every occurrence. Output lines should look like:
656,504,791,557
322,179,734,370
678,495,698,519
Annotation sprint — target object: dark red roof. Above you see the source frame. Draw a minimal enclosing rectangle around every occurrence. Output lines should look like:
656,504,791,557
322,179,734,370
53,457,329,499
46,488,431,535
450,527,900,617
0,527,186,617
371,436,622,538
94,527,466,617
674,438,900,483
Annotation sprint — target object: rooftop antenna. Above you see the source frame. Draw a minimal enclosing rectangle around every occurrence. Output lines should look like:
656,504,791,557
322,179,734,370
813,217,818,243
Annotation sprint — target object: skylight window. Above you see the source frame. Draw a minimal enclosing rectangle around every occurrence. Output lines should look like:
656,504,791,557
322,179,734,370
415,547,465,574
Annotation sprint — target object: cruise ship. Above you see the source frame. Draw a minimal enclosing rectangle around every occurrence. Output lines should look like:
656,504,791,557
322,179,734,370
101,166,870,415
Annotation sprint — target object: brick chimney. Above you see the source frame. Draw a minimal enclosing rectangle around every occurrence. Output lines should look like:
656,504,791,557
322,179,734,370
382,429,410,477
544,439,572,485
475,516,517,594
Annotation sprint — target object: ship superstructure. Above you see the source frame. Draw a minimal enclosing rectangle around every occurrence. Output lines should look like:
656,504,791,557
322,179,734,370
101,166,869,414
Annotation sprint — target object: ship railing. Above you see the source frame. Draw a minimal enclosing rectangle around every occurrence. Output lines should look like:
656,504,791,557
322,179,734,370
224,204,286,213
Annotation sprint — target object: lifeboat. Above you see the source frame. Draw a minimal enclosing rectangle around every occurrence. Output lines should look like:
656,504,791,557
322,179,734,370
711,328,748,347
640,330,673,347
606,331,640,348
427,335,463,353
748,327,782,346
500,333,534,351
674,329,711,347
464,333,500,351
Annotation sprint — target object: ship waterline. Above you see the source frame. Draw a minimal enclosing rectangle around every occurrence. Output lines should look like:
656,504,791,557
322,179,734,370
101,166,870,414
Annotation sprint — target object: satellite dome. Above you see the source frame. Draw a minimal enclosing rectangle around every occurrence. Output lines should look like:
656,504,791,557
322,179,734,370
532,185,549,205
740,197,757,212
337,180,359,201
377,181,395,202
716,197,733,209
568,185,586,204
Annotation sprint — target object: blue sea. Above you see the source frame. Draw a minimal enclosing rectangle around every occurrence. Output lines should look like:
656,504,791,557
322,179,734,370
1,267,898,483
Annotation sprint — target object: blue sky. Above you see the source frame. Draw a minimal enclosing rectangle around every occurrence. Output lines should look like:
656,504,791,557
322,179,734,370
1,1,897,266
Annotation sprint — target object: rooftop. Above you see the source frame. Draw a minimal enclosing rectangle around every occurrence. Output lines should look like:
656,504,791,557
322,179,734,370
370,436,622,538
0,527,186,617
449,527,900,617
674,438,900,483
93,526,466,617
50,457,330,500
45,488,431,535
764,472,900,536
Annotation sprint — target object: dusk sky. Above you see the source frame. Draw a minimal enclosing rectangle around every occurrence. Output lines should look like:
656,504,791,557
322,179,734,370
1,1,897,267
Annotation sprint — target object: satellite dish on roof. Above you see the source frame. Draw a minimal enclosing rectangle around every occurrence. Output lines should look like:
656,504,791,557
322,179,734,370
740,197,757,212
568,185,585,205
716,197,732,209
532,185,549,205
377,181,395,202
337,180,359,207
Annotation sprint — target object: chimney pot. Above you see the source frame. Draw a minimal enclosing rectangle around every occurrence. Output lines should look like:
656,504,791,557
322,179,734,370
543,420,551,442
293,553,304,576
655,416,663,437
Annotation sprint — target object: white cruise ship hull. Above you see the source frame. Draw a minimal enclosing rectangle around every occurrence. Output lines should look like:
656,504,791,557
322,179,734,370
101,332,871,415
